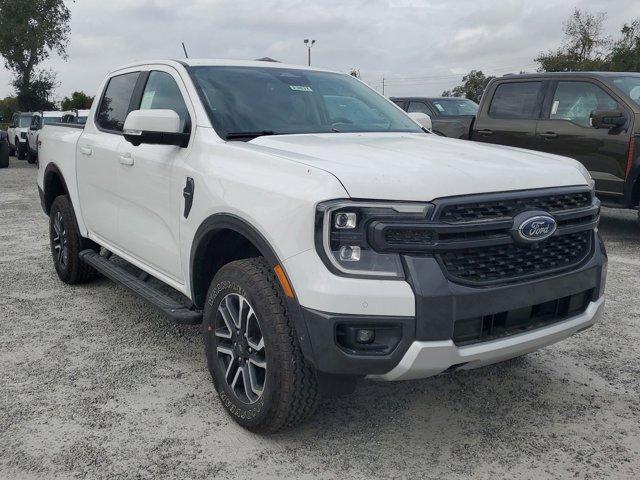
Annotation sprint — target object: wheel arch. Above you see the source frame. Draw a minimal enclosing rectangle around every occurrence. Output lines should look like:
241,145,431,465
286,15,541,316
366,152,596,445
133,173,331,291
190,213,316,366
43,163,70,215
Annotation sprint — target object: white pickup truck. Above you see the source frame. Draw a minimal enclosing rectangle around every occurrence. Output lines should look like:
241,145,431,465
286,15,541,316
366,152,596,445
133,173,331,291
37,59,607,432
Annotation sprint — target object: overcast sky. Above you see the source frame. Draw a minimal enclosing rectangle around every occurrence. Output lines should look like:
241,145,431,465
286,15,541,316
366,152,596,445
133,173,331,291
1,0,638,101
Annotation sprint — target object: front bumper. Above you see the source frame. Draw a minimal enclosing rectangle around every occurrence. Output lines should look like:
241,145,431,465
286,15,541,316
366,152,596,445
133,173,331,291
371,296,604,381
297,231,607,378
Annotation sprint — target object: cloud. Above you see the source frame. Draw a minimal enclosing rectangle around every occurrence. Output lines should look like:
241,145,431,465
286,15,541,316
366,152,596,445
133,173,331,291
0,0,638,101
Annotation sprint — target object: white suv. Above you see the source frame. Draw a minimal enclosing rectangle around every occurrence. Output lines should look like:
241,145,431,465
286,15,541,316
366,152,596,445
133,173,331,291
26,111,63,163
37,60,607,432
7,112,32,159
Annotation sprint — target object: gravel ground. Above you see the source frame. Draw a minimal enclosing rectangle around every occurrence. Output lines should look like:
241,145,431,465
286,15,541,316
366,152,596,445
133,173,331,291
1,157,639,480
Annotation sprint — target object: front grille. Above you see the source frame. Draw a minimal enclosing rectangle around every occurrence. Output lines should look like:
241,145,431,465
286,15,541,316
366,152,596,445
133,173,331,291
439,231,592,285
438,191,592,223
453,289,593,346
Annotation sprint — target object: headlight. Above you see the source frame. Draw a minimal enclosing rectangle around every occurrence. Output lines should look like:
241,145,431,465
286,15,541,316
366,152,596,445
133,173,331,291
315,200,434,278
576,162,595,191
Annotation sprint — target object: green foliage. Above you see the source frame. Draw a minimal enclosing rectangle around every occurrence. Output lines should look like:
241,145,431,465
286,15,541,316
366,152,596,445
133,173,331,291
61,91,94,110
536,9,640,73
0,96,18,123
609,21,640,71
0,0,72,110
441,70,495,103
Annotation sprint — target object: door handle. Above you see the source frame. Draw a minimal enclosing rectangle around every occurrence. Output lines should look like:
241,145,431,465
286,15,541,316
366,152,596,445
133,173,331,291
477,129,493,136
79,146,93,156
539,132,558,139
119,153,134,166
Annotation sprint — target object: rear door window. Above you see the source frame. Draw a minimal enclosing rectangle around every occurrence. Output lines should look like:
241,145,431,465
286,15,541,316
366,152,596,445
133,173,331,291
96,72,140,132
550,81,620,127
407,101,433,115
489,82,543,119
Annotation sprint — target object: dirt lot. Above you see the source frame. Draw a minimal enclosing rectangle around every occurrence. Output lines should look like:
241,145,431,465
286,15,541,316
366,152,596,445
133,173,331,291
1,157,639,479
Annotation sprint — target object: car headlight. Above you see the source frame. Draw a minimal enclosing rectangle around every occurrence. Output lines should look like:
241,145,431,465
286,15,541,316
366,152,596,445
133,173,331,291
315,200,434,278
576,162,595,191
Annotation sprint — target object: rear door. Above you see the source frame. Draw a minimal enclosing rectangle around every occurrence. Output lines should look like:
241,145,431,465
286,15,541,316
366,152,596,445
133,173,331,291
76,70,140,245
114,67,194,282
473,80,546,149
535,80,631,198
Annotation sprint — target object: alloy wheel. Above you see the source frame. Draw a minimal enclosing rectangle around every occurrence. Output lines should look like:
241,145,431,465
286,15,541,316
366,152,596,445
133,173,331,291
52,211,69,270
215,293,267,404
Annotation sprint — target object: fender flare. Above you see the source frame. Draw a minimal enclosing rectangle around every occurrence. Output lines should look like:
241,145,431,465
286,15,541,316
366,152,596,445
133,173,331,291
190,213,317,367
42,163,70,215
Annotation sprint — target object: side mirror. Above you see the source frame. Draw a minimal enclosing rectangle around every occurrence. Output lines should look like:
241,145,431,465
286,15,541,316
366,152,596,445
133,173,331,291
30,125,38,131
591,110,626,129
408,112,433,131
123,109,189,147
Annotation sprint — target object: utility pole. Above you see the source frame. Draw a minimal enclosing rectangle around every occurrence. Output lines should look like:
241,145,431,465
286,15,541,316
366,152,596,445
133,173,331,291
304,39,316,66
382,75,385,96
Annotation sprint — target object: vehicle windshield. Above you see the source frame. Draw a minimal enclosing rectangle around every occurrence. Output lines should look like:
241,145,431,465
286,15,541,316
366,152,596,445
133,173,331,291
608,76,640,106
18,116,31,127
43,116,63,125
190,66,422,139
429,98,478,116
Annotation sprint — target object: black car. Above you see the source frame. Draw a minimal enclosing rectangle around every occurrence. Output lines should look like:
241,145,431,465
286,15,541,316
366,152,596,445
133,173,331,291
471,72,640,217
392,96,478,139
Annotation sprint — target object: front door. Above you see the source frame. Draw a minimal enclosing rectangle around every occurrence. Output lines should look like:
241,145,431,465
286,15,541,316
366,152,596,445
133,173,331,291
473,80,545,150
115,69,193,282
535,80,631,198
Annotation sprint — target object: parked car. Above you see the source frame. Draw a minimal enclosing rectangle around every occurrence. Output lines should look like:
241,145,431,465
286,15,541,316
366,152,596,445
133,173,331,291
392,96,478,138
7,112,33,159
0,130,9,168
27,111,63,163
61,109,91,125
471,72,640,219
37,60,606,432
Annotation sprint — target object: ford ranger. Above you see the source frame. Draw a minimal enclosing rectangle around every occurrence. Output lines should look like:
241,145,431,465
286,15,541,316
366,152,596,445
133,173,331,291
37,60,607,433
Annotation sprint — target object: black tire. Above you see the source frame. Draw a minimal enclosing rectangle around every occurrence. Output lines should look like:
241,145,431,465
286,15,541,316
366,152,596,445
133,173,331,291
49,195,97,284
8,143,15,156
204,257,319,433
17,141,26,160
26,147,36,164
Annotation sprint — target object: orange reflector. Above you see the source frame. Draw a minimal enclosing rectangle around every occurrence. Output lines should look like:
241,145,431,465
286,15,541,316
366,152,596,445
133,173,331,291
274,265,295,298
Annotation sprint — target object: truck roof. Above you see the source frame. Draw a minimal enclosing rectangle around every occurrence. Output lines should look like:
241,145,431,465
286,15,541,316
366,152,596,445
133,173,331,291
109,59,337,76
501,71,640,79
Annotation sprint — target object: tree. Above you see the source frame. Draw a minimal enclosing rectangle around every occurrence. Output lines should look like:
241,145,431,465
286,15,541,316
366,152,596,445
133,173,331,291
0,96,18,123
536,9,610,72
349,68,361,78
0,0,72,110
61,91,94,110
609,20,640,72
441,70,494,103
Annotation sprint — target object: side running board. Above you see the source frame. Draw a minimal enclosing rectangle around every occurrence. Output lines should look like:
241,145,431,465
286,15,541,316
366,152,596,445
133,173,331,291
79,250,202,325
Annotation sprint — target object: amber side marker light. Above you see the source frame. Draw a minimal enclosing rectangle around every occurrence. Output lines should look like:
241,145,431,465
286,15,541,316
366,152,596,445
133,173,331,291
274,264,295,298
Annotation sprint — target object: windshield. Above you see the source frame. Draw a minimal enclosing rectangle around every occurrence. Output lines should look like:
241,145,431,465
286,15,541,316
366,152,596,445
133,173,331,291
18,116,31,127
43,116,63,125
609,76,640,106
429,98,478,116
190,66,422,139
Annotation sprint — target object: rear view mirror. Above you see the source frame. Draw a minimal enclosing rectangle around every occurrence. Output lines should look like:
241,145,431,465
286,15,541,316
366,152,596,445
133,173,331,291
123,109,189,147
408,112,433,131
591,110,626,129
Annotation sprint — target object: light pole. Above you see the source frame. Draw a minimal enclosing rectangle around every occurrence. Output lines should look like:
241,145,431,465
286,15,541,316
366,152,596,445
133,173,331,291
304,39,315,66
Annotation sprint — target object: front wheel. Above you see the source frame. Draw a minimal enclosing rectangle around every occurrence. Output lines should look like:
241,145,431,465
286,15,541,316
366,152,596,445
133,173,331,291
16,142,26,160
26,147,36,164
204,258,319,433
49,196,97,284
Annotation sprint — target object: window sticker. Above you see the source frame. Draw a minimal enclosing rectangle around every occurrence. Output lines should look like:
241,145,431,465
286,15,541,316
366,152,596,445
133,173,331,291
140,91,156,109
434,103,445,112
551,100,560,115
289,85,313,92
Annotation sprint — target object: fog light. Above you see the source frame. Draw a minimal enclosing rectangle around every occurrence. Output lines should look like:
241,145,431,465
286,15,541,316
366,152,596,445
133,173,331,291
356,329,375,344
335,212,356,229
339,245,361,262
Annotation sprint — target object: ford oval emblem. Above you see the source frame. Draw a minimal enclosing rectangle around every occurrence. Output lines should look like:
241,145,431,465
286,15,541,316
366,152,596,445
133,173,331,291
517,215,557,242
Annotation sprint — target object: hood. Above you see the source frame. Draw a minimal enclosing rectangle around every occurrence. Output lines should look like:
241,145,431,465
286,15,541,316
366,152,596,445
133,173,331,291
248,132,589,201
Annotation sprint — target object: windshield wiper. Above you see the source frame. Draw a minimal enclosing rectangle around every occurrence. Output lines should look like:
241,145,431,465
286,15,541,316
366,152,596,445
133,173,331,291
225,130,278,141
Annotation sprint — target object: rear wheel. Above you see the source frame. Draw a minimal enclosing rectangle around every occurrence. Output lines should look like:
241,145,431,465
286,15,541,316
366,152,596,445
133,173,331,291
49,196,97,284
26,147,36,164
204,257,319,433
8,142,15,156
